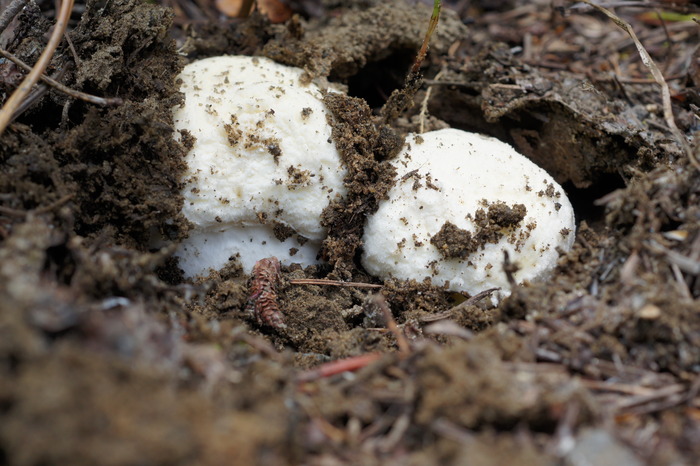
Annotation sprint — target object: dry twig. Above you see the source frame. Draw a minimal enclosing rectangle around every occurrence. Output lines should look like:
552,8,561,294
288,278,382,289
411,0,442,75
296,352,383,383
0,0,28,35
0,193,74,218
646,239,700,274
371,294,411,356
420,287,498,323
577,0,700,170
0,0,75,135
0,48,122,107
418,68,444,134
614,383,688,415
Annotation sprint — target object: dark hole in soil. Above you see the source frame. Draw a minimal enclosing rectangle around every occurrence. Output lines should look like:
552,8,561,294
3,352,21,377
45,244,75,285
564,173,626,227
346,50,415,109
16,101,63,133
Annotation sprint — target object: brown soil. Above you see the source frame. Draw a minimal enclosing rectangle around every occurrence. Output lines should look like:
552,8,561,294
430,202,528,260
1,0,699,464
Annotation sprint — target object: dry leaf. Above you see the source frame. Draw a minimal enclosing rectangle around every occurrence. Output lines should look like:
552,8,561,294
215,0,291,23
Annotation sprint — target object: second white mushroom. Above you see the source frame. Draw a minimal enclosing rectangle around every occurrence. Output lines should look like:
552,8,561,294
361,128,576,296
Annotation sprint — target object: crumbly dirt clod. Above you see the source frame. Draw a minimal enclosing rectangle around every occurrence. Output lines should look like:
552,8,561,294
319,92,400,276
430,202,528,260
431,221,477,259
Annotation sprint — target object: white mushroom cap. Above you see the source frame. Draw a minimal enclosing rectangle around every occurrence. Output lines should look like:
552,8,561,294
361,128,576,296
173,56,347,277
177,55,309,90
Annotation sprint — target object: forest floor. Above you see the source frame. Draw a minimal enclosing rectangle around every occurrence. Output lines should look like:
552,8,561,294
1,0,699,464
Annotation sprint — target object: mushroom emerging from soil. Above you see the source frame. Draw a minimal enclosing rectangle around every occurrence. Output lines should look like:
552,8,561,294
361,128,576,297
172,56,348,277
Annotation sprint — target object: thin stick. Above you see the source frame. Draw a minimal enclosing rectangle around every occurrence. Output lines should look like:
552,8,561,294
296,352,382,383
0,205,26,217
288,278,382,289
0,193,74,218
0,48,122,107
34,193,75,214
420,287,499,322
581,379,657,396
378,410,412,453
0,0,29,35
570,2,700,12
380,0,442,124
613,383,686,410
0,0,75,135
239,0,256,18
63,31,82,67
411,0,442,75
11,80,49,120
418,68,444,134
578,0,700,170
646,239,700,274
372,294,411,356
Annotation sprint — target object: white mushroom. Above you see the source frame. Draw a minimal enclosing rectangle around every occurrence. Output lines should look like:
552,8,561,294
361,128,576,297
172,56,347,277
